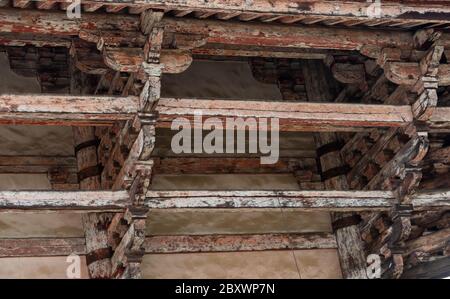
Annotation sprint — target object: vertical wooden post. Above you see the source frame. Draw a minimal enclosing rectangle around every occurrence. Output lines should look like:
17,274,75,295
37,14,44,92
302,60,368,279
70,62,113,278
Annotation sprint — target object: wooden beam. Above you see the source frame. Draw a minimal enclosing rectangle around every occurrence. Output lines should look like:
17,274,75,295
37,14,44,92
0,232,337,257
0,155,76,174
145,190,450,211
155,157,295,174
0,190,129,211
0,94,140,126
302,59,367,279
161,17,415,51
0,238,86,257
156,98,413,132
144,233,337,253
0,190,448,212
429,107,450,132
24,1,450,22
0,8,140,36
404,227,450,256
0,8,424,51
384,62,450,86
401,257,450,279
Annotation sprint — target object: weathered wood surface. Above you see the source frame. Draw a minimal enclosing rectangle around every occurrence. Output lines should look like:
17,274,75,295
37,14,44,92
0,8,428,51
364,135,428,190
103,47,192,74
0,155,76,173
401,257,450,279
156,98,413,132
155,157,295,174
0,94,140,125
384,62,450,86
146,190,450,211
0,190,129,211
144,233,337,253
429,107,450,133
404,227,450,256
0,8,140,36
27,0,450,21
0,232,337,257
0,238,86,257
161,17,415,51
0,190,448,212
302,59,367,279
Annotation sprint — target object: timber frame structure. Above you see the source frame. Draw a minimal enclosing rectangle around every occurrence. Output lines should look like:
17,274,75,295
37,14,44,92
0,0,450,279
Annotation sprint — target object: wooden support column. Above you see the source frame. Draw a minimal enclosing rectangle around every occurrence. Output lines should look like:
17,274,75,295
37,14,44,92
105,9,163,279
302,60,368,279
70,60,113,279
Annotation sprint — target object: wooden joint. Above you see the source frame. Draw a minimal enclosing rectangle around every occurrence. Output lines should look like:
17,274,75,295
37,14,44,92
321,165,350,181
316,141,345,158
78,165,103,182
85,247,113,266
74,139,100,154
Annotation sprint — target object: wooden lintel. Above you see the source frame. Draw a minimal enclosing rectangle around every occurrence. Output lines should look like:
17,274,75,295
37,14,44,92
0,94,140,126
156,98,413,132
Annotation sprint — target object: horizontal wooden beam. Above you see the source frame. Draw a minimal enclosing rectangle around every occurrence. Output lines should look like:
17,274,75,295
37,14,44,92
144,233,337,253
0,238,86,257
154,157,295,174
161,17,416,51
0,190,129,211
429,107,450,132
34,0,450,22
146,190,450,211
0,94,139,126
0,232,336,257
1,190,448,212
0,8,430,52
0,94,448,131
156,98,413,132
0,155,76,173
0,8,140,36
